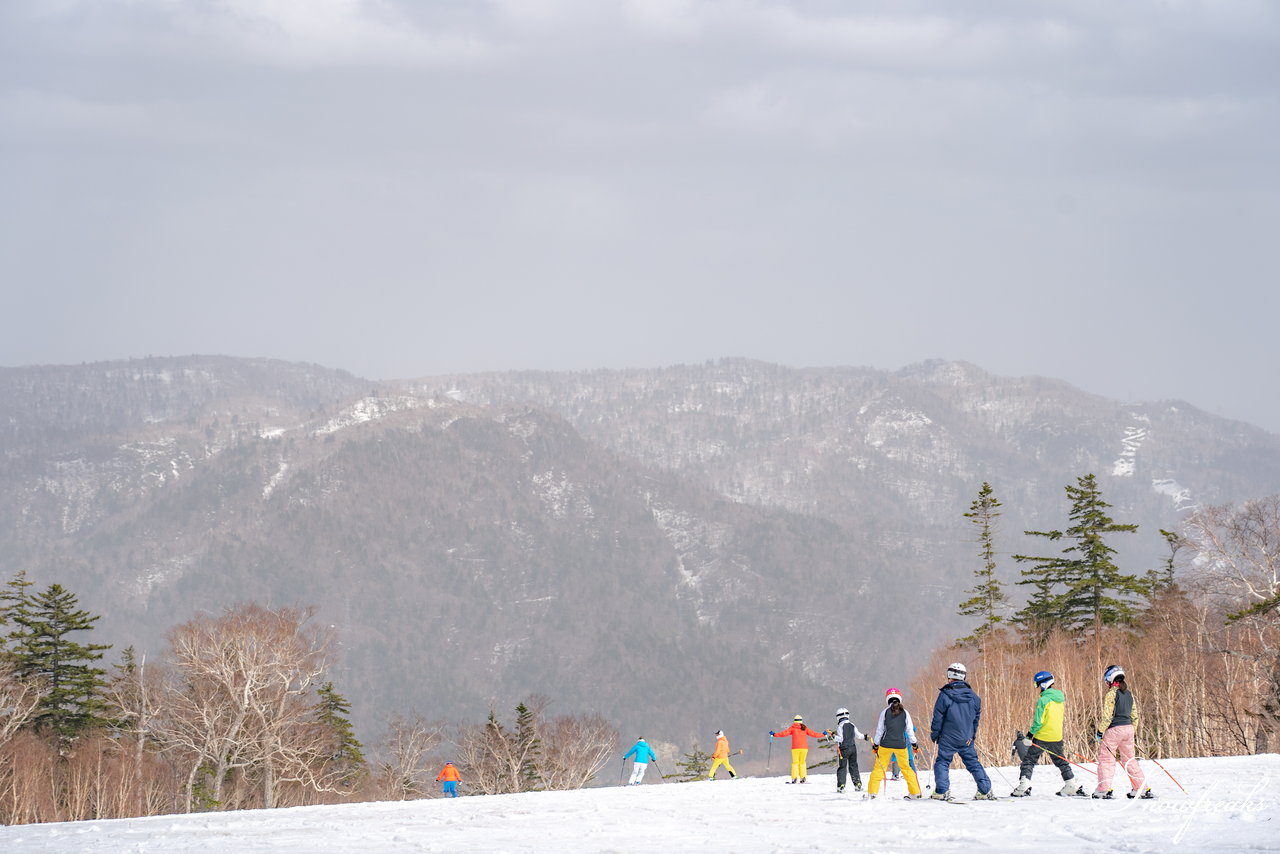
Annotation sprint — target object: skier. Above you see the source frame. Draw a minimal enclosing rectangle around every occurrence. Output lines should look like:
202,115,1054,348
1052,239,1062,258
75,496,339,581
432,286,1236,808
436,762,461,798
770,715,828,783
623,737,657,785
866,689,923,799
708,730,737,780
929,662,996,801
833,707,869,792
1093,664,1153,799
1010,670,1084,797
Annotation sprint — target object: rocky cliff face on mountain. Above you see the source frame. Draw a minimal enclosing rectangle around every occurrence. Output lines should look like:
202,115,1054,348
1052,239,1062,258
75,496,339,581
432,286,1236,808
2,356,1278,748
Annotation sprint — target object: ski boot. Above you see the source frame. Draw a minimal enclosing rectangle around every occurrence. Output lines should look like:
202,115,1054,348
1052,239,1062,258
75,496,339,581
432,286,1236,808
1128,787,1154,799
930,790,954,802
1058,780,1085,797
1010,778,1032,797
1091,789,1114,799
853,781,863,792
903,793,923,800
837,785,845,793
973,791,998,800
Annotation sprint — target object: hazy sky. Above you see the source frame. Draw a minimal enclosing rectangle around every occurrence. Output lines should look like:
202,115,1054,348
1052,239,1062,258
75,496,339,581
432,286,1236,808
2,1,1278,430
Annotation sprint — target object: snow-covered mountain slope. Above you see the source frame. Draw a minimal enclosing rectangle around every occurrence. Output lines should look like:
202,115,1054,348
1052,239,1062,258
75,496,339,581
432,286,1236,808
5,754,1276,853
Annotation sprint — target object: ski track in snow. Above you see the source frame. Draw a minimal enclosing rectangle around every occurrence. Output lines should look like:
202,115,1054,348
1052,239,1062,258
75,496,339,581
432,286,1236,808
3,755,1277,853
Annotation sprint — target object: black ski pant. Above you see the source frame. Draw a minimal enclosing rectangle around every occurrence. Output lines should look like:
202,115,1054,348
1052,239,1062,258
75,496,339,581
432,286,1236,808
836,747,861,788
1019,737,1074,781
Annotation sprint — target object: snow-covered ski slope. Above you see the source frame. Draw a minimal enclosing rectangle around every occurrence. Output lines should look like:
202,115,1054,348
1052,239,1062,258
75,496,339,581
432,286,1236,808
5,755,1277,853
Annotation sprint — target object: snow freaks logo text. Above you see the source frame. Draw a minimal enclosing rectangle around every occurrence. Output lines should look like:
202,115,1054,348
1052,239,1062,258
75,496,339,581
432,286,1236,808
1159,777,1275,844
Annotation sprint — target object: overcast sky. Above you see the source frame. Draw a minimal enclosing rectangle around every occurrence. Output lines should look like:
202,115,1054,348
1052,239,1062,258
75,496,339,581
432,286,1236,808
2,1,1278,430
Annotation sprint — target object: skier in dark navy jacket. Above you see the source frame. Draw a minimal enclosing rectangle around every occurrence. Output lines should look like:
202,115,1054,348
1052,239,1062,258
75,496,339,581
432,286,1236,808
929,661,995,801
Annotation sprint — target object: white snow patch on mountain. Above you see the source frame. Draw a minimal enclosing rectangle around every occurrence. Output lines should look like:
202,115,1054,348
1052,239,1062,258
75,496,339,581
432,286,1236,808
312,396,420,436
1113,416,1149,477
263,460,289,499
4,754,1275,853
1152,478,1197,512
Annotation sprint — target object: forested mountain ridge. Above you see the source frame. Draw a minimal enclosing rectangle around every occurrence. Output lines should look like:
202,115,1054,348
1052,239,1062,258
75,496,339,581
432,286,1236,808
2,355,1278,748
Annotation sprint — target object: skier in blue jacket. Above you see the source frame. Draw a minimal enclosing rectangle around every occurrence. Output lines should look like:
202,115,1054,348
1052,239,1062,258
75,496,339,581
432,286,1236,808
929,662,995,801
623,737,658,784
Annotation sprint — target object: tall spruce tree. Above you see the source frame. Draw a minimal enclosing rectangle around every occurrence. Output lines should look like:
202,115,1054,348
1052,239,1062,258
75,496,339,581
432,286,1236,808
1012,474,1142,639
957,482,1009,645
0,570,36,657
8,583,111,739
513,702,543,792
315,682,366,785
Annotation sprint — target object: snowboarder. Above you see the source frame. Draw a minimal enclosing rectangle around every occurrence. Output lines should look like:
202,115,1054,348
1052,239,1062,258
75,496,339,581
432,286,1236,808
1093,664,1152,799
866,689,923,799
833,707,869,792
929,662,996,801
770,715,828,783
624,737,657,784
1010,670,1083,797
708,730,737,780
436,762,461,798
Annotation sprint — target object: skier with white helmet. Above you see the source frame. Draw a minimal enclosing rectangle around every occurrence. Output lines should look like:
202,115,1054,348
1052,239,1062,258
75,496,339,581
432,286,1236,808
1093,664,1153,799
832,707,869,793
867,689,923,799
1010,670,1084,797
929,662,996,801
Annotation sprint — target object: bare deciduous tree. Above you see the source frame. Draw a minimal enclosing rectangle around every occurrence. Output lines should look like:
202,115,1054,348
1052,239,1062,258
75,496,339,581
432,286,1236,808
152,604,343,810
375,714,445,799
1182,496,1280,751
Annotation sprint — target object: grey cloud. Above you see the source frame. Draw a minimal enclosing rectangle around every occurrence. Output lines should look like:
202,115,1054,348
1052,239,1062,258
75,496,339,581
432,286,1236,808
1,0,1278,431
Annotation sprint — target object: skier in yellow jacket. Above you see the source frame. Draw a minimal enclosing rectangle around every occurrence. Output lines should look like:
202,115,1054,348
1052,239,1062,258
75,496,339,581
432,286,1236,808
1010,671,1083,797
708,730,737,779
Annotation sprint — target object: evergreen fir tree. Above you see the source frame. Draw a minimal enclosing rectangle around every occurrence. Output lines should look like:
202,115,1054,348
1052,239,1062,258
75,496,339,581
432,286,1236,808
957,482,1009,645
0,570,36,657
9,583,111,739
315,681,366,784
513,702,543,792
1012,474,1142,639
671,746,711,782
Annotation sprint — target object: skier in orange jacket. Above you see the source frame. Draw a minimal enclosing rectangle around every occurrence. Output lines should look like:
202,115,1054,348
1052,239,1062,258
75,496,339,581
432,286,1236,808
770,716,829,783
436,762,461,797
708,730,737,780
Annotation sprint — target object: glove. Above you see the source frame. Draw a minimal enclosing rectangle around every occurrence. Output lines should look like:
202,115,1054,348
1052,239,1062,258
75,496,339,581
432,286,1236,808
912,744,920,753
1020,737,1033,748
824,730,832,738
871,743,879,753
863,733,870,741
769,731,776,737
1096,731,1104,742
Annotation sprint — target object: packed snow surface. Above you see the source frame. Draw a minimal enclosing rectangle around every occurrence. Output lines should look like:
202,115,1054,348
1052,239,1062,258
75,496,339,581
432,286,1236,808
4,755,1277,853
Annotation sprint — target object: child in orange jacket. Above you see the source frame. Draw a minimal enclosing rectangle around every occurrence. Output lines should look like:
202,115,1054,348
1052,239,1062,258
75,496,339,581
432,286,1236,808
708,730,737,780
436,762,461,798
770,716,828,783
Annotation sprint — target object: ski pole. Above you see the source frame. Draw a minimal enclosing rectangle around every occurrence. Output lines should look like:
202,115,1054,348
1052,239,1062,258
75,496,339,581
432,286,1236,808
620,757,626,784
1022,740,1098,777
1138,749,1187,794
1095,735,1145,790
767,736,773,774
652,759,667,783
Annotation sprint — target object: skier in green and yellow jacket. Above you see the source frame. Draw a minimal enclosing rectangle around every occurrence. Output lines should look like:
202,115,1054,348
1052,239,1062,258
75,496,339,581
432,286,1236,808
1010,671,1083,797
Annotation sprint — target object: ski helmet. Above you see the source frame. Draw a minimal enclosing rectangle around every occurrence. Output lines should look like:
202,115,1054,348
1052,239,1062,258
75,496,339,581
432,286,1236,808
1034,670,1055,690
1103,664,1125,684
884,688,903,704
946,662,967,681
793,715,804,722
836,708,850,718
